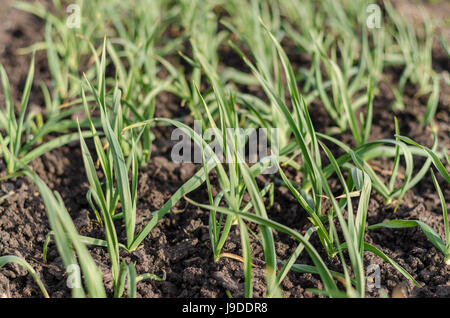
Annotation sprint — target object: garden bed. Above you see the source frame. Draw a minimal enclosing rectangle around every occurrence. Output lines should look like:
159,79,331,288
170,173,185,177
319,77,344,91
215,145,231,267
0,0,449,298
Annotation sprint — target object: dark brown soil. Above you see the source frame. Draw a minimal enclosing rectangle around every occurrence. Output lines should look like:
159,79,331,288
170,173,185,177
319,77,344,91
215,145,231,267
0,0,449,298
0,0,51,109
